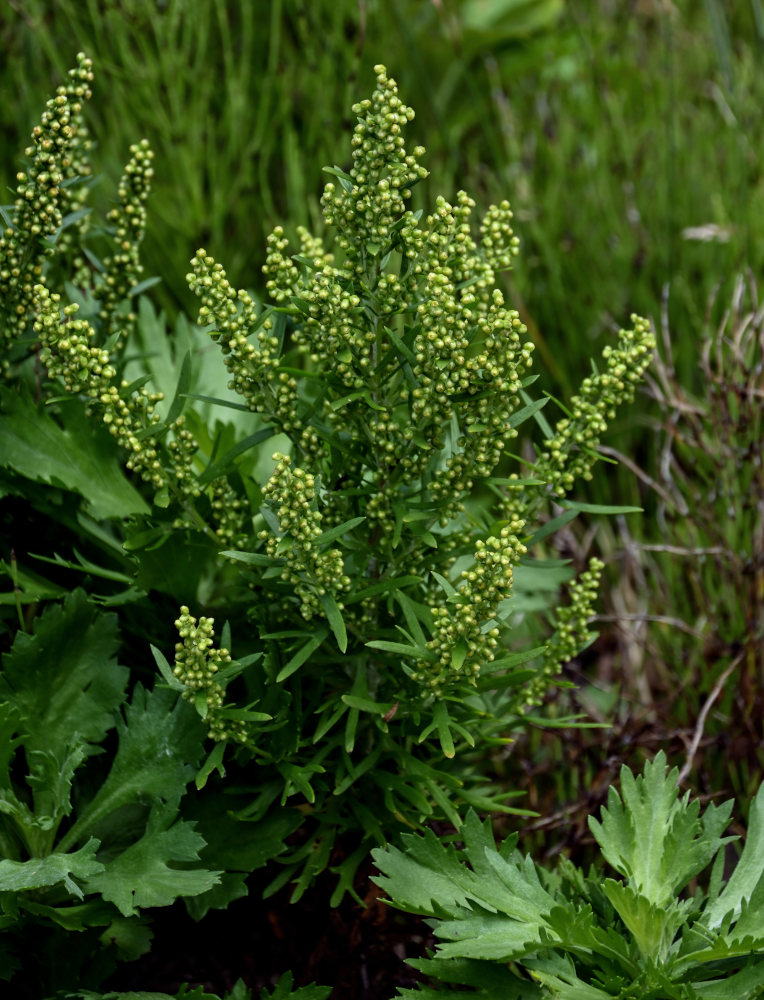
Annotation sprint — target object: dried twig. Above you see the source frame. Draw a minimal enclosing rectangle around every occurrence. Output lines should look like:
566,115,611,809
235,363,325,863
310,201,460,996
677,653,743,786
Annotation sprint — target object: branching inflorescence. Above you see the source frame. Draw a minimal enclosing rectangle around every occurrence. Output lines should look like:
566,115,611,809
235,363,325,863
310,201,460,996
0,53,93,366
186,64,654,708
259,453,350,621
2,55,659,902
173,607,247,743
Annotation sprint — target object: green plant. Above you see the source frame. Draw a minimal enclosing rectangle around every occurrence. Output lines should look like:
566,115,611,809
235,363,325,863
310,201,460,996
165,62,654,893
69,971,331,1000
0,0,564,317
1,54,654,907
373,751,764,999
0,590,302,996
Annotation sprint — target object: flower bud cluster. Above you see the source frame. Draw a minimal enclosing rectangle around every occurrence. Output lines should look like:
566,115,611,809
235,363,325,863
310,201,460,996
193,68,534,557
259,453,350,621
188,248,305,434
264,227,365,394
320,64,428,257
263,225,333,305
479,200,521,273
414,521,526,693
33,285,246,545
34,284,168,489
173,607,246,743
539,316,655,495
99,139,154,342
524,557,604,707
184,65,653,710
0,53,93,360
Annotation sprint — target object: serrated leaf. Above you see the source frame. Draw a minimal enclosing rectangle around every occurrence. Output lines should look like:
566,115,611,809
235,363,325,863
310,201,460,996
84,806,219,917
0,839,103,899
692,957,764,998
589,751,733,909
0,590,128,757
26,743,87,838
706,781,764,929
0,389,150,519
59,687,204,851
601,878,689,961
262,971,331,1000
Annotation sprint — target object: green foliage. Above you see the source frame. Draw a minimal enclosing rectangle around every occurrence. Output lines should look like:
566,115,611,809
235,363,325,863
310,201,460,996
0,590,298,993
69,971,331,999
0,592,214,946
0,54,654,911
373,752,764,999
0,0,564,317
4,0,761,425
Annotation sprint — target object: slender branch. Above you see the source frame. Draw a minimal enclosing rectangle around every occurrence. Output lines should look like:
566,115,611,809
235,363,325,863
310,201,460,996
677,653,742,786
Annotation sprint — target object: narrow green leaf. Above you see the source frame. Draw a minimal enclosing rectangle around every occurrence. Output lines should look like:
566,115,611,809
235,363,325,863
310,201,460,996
128,275,162,296
344,575,421,605
197,427,275,484
195,742,226,790
508,397,549,428
319,593,347,652
394,590,430,646
366,639,427,658
181,393,254,413
222,549,280,567
276,630,328,683
164,350,193,426
520,388,554,438
434,702,455,758
559,499,644,515
29,550,132,584
386,325,418,365
150,643,184,691
431,571,457,599
450,640,468,674
341,695,395,715
323,164,354,193
528,509,579,545
314,516,366,546
119,373,154,398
